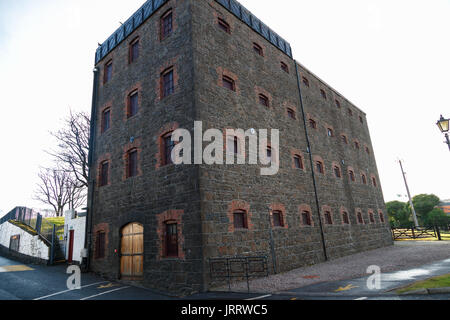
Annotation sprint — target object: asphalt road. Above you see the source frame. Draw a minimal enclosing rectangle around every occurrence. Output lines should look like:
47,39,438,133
0,255,449,300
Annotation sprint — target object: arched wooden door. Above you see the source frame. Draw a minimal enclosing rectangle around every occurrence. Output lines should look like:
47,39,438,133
120,223,144,279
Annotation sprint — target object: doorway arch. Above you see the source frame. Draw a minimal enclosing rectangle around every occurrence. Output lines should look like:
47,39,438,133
120,222,144,279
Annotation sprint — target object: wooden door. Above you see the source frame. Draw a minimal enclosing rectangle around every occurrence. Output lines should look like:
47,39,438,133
120,223,144,279
68,230,74,263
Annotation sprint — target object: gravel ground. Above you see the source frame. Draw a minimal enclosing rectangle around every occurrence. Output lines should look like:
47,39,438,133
211,241,450,293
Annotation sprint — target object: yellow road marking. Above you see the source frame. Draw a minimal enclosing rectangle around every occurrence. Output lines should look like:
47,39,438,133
334,284,359,292
0,265,34,273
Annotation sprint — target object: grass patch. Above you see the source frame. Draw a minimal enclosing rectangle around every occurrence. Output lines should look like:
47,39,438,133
396,274,450,294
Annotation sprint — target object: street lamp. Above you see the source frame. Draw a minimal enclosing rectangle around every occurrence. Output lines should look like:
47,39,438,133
436,115,450,151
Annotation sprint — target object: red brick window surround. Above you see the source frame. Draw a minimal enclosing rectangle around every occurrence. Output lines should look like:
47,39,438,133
356,210,364,225
156,210,185,260
309,119,317,129
334,165,341,178
218,17,231,33
369,210,375,224
127,90,139,118
287,108,296,120
302,77,310,87
101,108,111,133
99,161,110,187
320,89,327,100
222,75,235,91
281,62,289,73
104,60,113,84
227,200,253,232
348,169,356,182
259,94,269,107
161,67,175,99
126,148,138,178
160,9,173,40
129,37,140,64
270,204,288,229
379,210,385,223
335,99,341,108
95,231,106,259
341,210,350,225
253,43,264,56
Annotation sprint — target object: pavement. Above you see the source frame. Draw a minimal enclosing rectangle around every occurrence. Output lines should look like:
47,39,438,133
0,250,449,300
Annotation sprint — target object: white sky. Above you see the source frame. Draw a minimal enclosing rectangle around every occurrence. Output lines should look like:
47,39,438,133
0,0,449,215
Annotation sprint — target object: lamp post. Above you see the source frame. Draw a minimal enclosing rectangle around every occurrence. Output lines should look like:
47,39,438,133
436,115,450,151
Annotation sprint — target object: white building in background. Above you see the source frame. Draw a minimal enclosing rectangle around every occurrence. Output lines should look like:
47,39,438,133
63,209,86,264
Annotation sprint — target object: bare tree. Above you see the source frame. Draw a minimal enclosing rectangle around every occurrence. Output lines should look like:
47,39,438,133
47,110,90,189
34,167,85,217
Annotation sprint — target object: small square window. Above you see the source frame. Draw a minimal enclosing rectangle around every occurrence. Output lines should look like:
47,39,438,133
309,119,317,129
362,174,367,185
342,212,350,224
335,99,341,108
320,89,327,100
349,170,355,182
259,94,269,107
316,161,324,174
294,155,303,169
354,141,360,149
218,18,231,33
253,43,263,56
281,62,289,73
287,108,296,119
334,166,341,178
327,128,334,137
341,135,348,144
372,177,377,187
162,68,175,98
129,38,139,63
324,211,333,225
359,116,364,124
234,210,247,230
101,108,111,133
348,108,353,116
357,212,364,224
161,10,173,40
379,212,385,223
222,76,235,91
369,212,375,223
302,211,312,226
302,77,309,87
272,211,284,227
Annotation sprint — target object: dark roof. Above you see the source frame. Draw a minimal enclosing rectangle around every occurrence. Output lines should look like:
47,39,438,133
95,0,293,64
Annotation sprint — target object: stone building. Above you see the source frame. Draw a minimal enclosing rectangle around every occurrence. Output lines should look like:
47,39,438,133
87,0,393,294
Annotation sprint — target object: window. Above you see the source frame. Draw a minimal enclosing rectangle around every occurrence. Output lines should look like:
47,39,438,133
233,136,239,155
316,161,324,174
253,43,263,56
281,62,289,73
101,108,111,133
259,94,269,107
309,119,317,129
233,210,247,230
287,108,296,119
348,108,353,116
163,132,175,166
99,161,109,187
266,147,272,162
369,212,375,223
349,170,355,182
272,211,284,227
379,211,385,223
161,10,173,40
342,211,350,225
95,231,105,259
128,90,139,118
372,177,378,187
165,222,178,257
357,212,364,224
334,166,341,178
354,141,360,149
9,235,20,252
294,155,303,170
341,135,348,144
218,18,230,33
365,147,371,155
302,77,309,87
335,99,341,108
359,116,364,124
129,37,140,63
361,174,367,185
161,68,175,98
320,89,327,100
301,211,312,226
222,76,235,91
104,60,112,84
327,128,334,137
324,211,333,225
127,149,138,178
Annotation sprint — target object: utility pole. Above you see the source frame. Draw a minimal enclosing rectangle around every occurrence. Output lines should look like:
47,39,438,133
399,160,419,227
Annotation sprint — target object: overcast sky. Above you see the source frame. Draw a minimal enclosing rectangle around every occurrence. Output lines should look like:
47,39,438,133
0,0,449,215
